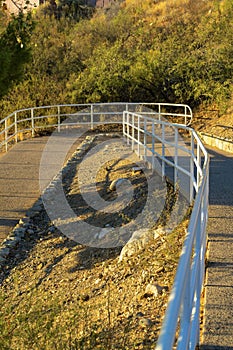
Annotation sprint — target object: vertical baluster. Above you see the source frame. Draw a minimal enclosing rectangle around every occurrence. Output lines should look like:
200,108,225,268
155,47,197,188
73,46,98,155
57,105,61,132
14,112,18,143
5,118,8,152
91,104,94,130
31,108,35,138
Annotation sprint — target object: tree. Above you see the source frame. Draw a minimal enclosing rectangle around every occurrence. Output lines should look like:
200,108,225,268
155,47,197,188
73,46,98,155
69,41,133,103
0,11,34,98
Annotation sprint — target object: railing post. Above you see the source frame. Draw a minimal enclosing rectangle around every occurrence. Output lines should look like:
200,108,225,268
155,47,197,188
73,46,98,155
57,105,61,132
137,114,140,156
91,104,94,130
190,132,195,202
158,103,161,122
14,112,18,143
5,119,8,152
31,108,35,138
132,113,135,151
197,143,201,188
123,111,126,138
152,120,155,171
185,105,187,126
126,112,130,146
174,128,178,187
162,123,165,178
144,118,147,162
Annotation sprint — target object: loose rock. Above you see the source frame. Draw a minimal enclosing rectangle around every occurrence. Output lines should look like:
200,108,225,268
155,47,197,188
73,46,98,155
109,178,128,191
0,247,10,258
144,283,168,298
118,228,152,262
139,318,153,327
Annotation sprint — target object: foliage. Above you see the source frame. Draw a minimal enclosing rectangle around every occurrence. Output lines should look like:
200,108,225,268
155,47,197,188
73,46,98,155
0,13,33,97
0,15,80,116
69,41,134,103
0,11,34,99
66,0,233,109
1,0,233,118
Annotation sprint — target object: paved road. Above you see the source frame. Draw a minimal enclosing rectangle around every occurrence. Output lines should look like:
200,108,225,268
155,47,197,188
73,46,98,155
200,146,233,350
0,136,233,348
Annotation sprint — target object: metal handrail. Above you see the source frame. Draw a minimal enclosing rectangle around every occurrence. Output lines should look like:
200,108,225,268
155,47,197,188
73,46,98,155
0,103,208,349
0,102,192,152
123,111,209,350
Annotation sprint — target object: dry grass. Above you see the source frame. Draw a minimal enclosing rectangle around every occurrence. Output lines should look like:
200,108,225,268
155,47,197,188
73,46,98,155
0,217,189,350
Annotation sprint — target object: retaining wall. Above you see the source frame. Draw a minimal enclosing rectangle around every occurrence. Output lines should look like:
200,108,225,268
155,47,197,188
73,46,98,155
199,132,233,154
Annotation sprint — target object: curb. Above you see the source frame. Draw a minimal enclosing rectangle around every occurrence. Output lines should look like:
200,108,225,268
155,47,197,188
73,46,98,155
198,132,233,154
0,199,44,268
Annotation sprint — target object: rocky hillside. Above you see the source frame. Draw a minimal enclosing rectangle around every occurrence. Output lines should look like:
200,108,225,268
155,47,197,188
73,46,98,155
0,130,191,349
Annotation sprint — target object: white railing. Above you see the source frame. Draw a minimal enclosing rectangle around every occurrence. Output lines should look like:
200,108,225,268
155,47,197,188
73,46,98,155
0,102,208,349
0,102,192,152
123,111,209,350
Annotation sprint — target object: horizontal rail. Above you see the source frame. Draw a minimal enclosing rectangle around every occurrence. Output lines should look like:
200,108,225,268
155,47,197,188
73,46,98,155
0,103,192,152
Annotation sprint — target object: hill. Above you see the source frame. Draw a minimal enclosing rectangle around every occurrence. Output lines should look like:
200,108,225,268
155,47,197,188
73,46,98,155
0,0,232,140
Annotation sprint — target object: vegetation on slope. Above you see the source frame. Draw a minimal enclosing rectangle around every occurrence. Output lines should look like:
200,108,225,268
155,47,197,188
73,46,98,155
0,0,232,130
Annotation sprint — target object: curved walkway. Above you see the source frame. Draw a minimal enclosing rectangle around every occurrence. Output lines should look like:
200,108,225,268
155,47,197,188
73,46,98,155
0,137,48,241
0,137,233,348
201,146,233,349
0,134,82,241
